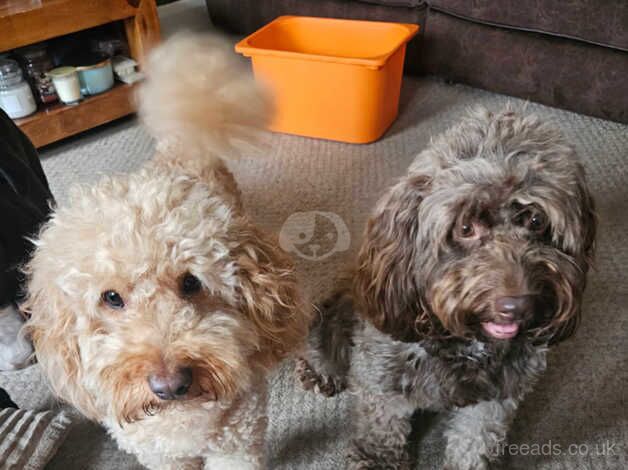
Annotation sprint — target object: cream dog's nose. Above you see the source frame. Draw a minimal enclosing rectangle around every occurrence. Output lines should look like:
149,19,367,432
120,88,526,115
148,367,193,400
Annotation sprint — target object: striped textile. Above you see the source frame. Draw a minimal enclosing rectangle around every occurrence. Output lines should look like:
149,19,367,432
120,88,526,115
0,408,72,470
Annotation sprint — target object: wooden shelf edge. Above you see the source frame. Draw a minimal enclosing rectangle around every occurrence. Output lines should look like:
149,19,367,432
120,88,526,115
0,0,139,52
2,0,159,147
16,83,138,148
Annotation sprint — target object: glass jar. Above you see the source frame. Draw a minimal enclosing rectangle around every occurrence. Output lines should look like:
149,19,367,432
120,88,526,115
0,59,37,119
16,43,58,104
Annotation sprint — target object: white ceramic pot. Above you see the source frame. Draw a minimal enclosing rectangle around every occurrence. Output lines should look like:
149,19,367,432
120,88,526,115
47,66,82,104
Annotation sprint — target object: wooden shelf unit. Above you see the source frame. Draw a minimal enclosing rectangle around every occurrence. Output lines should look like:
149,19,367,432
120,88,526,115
0,0,160,147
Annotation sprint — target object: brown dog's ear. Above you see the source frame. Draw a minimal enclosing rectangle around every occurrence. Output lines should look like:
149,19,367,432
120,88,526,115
579,176,597,271
234,226,310,366
22,275,100,420
354,174,431,342
546,312,580,345
545,273,584,346
548,168,596,346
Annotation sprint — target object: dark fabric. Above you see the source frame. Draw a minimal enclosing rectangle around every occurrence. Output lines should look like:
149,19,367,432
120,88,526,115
206,0,628,122
206,0,425,34
0,388,18,409
0,108,54,306
419,10,628,123
357,0,424,8
429,0,628,51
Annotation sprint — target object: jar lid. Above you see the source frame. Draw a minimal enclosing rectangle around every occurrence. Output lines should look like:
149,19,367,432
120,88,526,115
0,59,24,88
76,57,111,71
47,66,77,78
67,51,110,68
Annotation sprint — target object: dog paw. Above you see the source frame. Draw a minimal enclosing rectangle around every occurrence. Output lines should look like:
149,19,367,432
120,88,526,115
295,358,345,397
346,445,410,470
0,305,33,371
442,455,490,470
204,454,258,470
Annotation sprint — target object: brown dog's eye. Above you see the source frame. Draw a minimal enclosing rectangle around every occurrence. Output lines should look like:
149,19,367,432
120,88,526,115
512,204,549,235
101,290,125,309
460,223,475,238
181,273,202,296
527,211,548,234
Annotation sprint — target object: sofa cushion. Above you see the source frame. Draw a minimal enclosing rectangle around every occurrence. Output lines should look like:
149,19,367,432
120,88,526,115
207,0,426,35
429,0,628,50
357,0,424,8
419,9,628,122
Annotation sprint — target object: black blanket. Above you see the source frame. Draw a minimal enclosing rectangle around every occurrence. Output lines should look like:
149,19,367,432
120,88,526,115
0,108,54,306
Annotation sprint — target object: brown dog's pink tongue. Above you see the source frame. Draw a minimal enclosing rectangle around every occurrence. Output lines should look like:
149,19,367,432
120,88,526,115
482,321,519,339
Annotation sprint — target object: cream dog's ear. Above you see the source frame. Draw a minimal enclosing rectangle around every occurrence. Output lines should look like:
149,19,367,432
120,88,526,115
22,268,100,421
233,226,310,366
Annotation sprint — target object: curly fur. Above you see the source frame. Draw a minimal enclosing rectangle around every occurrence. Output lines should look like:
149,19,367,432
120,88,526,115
300,107,596,469
23,33,309,470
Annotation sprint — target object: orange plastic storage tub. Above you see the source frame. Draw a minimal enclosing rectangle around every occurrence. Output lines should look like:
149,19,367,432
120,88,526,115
235,16,419,144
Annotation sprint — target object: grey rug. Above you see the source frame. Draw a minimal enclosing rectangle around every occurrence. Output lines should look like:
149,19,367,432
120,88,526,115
1,2,627,469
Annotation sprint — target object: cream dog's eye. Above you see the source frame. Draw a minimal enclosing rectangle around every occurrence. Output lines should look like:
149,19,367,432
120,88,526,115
181,273,202,296
101,290,125,309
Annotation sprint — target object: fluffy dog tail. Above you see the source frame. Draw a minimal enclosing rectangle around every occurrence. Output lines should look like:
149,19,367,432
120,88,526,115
137,32,270,164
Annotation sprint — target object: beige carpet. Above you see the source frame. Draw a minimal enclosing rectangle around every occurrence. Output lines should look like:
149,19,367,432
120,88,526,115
1,2,627,469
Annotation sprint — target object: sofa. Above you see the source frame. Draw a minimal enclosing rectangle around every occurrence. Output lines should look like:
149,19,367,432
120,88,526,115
206,0,628,123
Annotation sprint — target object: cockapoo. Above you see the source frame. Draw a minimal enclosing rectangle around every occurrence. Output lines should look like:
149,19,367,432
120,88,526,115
24,34,310,470
299,107,596,469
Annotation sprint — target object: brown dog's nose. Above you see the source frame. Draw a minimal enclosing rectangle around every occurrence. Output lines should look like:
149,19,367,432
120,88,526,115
148,367,193,400
494,296,535,318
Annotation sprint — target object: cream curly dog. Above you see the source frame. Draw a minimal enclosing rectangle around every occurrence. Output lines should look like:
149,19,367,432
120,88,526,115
24,34,309,470
299,108,596,469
